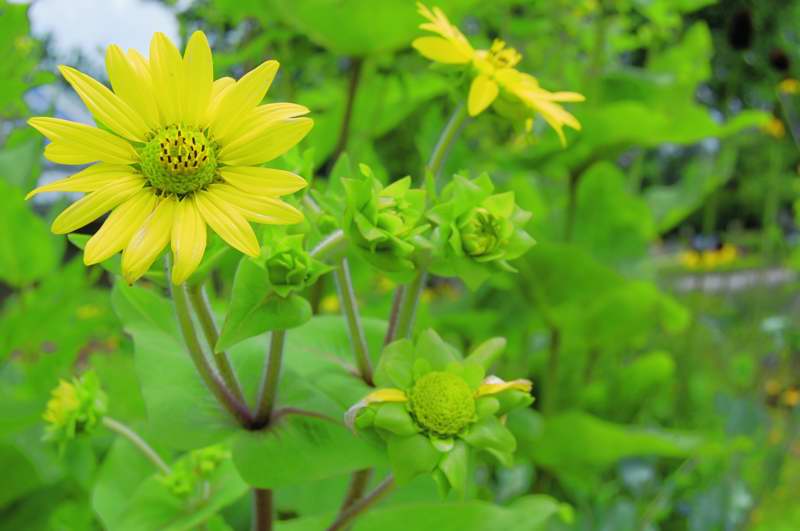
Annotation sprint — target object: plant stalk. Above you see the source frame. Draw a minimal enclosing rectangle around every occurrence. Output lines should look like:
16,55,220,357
186,284,246,405
254,330,286,426
393,269,427,340
252,488,273,531
334,259,373,386
426,103,468,181
170,280,253,427
102,417,171,476
327,475,395,531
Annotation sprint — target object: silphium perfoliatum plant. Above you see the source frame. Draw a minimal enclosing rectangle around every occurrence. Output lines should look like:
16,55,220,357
342,164,430,281
427,174,535,289
345,330,532,496
43,371,107,453
217,228,330,350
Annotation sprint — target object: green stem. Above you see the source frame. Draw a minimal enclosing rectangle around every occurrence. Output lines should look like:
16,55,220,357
393,269,427,340
327,475,395,531
338,469,373,513
383,286,405,345
329,57,365,166
541,327,561,414
252,488,273,531
102,417,171,475
426,103,468,181
187,284,246,405
761,142,783,260
311,229,347,261
170,281,253,427
255,330,286,426
334,259,373,385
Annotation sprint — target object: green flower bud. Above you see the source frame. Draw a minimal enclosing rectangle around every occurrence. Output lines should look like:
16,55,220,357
428,174,534,289
261,233,329,298
43,371,107,450
159,445,230,498
409,371,476,437
342,166,429,279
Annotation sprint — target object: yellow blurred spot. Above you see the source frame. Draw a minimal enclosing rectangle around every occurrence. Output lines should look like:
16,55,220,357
420,288,434,304
319,294,340,314
765,379,782,396
779,78,800,94
768,427,783,445
762,117,786,139
782,388,800,407
77,304,101,320
679,250,701,269
375,275,395,294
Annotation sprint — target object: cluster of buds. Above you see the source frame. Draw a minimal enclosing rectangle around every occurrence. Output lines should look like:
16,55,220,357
42,371,107,452
159,445,230,498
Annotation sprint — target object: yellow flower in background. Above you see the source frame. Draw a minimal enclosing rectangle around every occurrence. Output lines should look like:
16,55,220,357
412,3,584,145
762,116,786,139
778,78,800,95
28,32,313,284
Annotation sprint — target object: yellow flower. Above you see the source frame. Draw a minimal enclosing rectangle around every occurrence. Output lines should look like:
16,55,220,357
27,32,313,284
778,78,800,95
412,3,584,145
762,116,786,139
679,249,701,269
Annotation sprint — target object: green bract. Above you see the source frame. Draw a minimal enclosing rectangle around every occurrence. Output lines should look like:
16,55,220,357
428,174,535,289
263,232,330,298
159,445,231,498
42,371,107,452
347,330,533,496
342,164,429,280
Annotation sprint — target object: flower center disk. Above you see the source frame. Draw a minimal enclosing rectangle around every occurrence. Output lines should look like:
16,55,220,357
409,371,476,437
141,125,218,195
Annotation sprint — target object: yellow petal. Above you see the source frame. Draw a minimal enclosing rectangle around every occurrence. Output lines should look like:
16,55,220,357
106,45,160,129
26,163,136,199
412,36,471,64
51,175,145,234
218,117,313,167
221,103,310,153
84,190,157,264
121,197,177,284
344,388,407,431
209,60,279,143
204,77,235,124
219,166,307,196
468,74,499,116
59,65,150,142
29,117,138,165
194,190,259,256
170,197,207,284
205,183,303,224
149,32,184,125
476,376,532,397
182,31,213,127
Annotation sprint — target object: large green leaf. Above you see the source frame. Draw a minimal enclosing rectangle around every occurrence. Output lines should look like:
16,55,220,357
277,494,565,531
0,179,63,287
267,0,476,55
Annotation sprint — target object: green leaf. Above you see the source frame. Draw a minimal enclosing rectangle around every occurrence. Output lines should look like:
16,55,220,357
461,416,516,467
439,441,469,496
0,179,62,287
373,339,415,389
233,412,384,488
218,258,312,350
387,433,441,484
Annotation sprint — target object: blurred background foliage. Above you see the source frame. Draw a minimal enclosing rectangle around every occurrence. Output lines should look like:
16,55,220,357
1,0,799,529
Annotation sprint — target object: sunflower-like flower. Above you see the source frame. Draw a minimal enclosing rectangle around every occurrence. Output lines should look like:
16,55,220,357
43,371,107,451
412,3,584,144
346,330,532,495
27,32,313,284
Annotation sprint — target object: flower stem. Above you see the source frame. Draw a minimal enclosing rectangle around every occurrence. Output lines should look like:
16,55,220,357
254,330,286,426
329,57,365,167
383,286,405,345
170,280,253,427
186,283,246,405
252,488,273,531
310,229,347,261
334,258,373,386
338,469,373,513
102,416,171,476
327,475,395,531
426,103,468,181
393,269,427,340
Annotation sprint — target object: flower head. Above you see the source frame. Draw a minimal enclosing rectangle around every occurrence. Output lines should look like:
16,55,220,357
43,371,107,451
159,445,230,498
427,174,534,289
262,232,330,297
412,3,584,145
27,32,313,284
346,330,532,495
342,164,429,280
